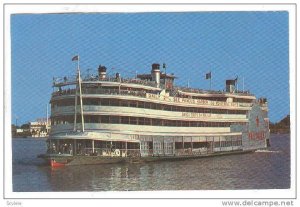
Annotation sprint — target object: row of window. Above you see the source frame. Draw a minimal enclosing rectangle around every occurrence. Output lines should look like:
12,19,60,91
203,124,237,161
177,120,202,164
233,98,253,103
214,140,242,147
52,115,246,127
51,98,247,115
47,139,242,153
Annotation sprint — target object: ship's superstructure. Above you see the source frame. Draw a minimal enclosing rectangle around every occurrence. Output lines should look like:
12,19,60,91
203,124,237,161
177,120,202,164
40,59,270,166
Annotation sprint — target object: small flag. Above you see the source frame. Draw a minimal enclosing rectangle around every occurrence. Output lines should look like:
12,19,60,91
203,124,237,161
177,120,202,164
72,55,79,61
205,72,211,80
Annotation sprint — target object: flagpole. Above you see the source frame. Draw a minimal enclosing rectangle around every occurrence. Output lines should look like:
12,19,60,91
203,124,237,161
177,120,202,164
205,71,212,90
210,71,212,90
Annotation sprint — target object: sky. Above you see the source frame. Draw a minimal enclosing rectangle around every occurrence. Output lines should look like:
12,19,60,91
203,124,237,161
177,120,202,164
11,11,289,125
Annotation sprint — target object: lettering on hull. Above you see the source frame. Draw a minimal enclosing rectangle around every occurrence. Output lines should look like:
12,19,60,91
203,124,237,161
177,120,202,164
248,131,266,140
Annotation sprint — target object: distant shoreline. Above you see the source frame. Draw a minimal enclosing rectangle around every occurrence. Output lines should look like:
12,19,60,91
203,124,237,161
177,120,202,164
270,130,290,134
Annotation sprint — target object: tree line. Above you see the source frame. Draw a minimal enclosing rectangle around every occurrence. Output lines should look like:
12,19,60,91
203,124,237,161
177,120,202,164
269,115,290,134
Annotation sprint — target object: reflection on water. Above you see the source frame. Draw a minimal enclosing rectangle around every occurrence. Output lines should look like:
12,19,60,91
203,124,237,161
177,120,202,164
12,134,290,191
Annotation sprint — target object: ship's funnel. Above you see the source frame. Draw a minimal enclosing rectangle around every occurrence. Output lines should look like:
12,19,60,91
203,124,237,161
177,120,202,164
151,63,160,88
116,72,121,81
226,79,236,93
98,65,107,80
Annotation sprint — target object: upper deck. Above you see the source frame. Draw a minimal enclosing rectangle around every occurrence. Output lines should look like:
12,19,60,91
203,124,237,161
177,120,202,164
53,74,256,99
51,63,268,111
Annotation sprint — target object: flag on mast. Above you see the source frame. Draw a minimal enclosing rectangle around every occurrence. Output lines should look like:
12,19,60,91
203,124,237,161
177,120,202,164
205,72,211,79
72,55,79,61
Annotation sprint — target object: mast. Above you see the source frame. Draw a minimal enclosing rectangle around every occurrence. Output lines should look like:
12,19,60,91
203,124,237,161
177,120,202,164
72,55,85,132
77,56,85,132
73,86,78,131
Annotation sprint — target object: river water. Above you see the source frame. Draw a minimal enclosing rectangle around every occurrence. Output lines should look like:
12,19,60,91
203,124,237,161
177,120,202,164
12,134,290,191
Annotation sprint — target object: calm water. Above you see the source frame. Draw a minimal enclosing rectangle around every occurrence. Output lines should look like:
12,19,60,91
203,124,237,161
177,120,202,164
12,134,290,191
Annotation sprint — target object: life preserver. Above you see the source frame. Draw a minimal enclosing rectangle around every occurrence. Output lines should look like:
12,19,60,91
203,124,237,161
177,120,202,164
115,149,120,156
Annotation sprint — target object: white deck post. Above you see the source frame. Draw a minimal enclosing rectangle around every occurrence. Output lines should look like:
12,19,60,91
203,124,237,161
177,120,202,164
125,141,127,157
139,140,142,157
191,137,193,154
92,140,95,154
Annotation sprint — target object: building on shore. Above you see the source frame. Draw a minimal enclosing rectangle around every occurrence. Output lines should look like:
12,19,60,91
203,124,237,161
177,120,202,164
29,118,51,137
12,118,51,138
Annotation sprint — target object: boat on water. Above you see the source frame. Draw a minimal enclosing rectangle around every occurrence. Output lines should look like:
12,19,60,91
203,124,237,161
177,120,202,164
38,56,270,167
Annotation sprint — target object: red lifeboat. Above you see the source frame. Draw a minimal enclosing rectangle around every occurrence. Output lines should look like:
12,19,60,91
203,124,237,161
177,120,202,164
50,159,66,168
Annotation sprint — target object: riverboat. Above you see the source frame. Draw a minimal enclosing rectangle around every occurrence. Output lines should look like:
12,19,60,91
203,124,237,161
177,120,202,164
38,56,270,166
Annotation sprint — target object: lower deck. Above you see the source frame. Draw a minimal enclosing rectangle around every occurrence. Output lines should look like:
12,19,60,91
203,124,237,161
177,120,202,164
39,148,254,166
45,135,243,159
39,133,270,166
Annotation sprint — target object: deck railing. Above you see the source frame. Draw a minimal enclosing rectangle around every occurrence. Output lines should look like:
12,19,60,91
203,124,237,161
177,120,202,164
52,88,148,99
47,147,217,157
51,88,258,106
78,148,141,157
175,86,254,97
53,75,163,88
53,74,256,97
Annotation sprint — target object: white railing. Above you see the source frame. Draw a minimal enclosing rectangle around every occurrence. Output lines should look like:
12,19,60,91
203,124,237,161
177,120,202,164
77,148,141,157
47,146,243,158
53,75,163,88
175,86,254,97
51,88,148,99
